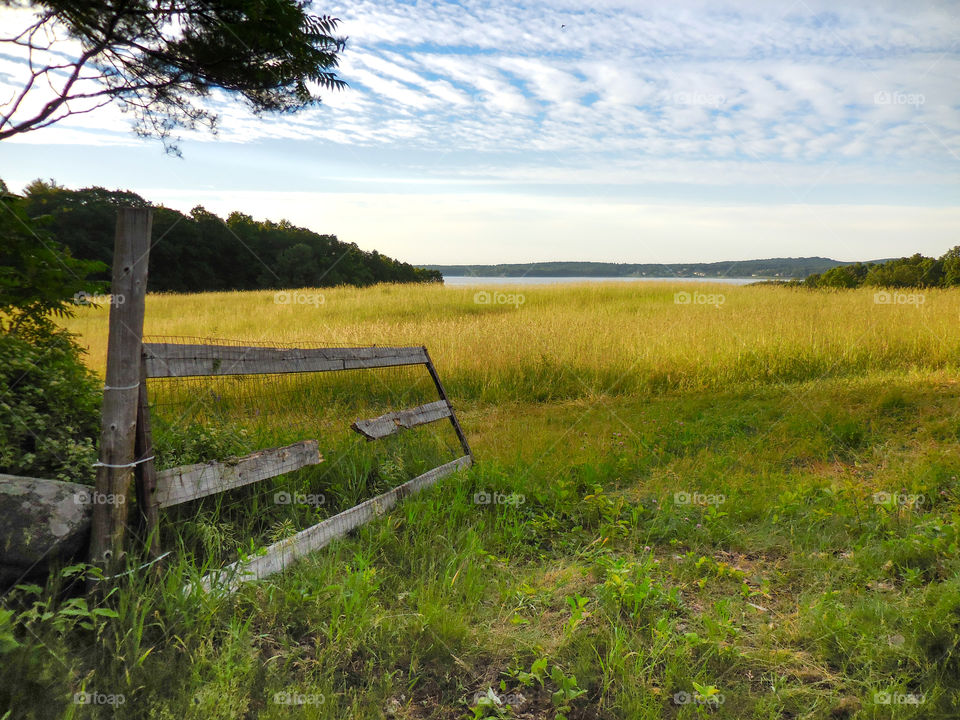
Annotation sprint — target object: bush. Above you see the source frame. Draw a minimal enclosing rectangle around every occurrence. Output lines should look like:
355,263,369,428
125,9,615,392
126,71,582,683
0,181,105,484
0,327,101,484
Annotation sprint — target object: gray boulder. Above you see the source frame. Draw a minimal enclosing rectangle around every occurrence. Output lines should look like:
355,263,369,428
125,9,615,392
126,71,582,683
0,473,93,586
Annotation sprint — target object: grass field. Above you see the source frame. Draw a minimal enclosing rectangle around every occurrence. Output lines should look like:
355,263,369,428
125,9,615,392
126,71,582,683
3,281,960,719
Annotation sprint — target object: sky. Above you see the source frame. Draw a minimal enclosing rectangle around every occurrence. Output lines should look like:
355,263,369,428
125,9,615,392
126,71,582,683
1,0,958,265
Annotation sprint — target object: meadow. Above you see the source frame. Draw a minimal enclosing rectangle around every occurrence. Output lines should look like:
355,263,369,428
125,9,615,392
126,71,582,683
3,281,959,719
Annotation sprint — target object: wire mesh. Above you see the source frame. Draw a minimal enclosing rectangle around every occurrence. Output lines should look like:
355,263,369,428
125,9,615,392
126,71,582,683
142,335,464,570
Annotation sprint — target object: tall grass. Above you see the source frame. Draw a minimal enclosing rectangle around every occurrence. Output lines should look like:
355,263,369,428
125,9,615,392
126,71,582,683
64,283,960,403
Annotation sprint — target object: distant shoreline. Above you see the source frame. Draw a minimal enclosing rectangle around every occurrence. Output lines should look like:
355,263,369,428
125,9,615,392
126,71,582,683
443,275,766,286
422,257,887,281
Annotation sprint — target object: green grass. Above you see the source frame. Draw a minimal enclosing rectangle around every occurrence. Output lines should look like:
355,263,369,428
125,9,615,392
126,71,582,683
2,283,959,719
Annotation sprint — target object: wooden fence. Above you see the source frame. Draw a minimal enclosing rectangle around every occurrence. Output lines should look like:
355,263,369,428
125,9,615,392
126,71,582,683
90,208,473,591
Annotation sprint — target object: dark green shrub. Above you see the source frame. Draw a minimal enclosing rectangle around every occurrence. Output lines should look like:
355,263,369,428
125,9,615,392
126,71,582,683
0,328,101,484
0,181,105,484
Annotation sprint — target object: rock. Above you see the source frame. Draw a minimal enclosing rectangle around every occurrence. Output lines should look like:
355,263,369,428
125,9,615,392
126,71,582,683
0,473,93,586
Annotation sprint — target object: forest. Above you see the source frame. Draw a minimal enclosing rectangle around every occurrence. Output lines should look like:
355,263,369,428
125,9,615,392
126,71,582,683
17,180,442,291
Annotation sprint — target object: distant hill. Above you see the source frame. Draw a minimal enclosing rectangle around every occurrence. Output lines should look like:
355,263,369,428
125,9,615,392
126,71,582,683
421,258,885,280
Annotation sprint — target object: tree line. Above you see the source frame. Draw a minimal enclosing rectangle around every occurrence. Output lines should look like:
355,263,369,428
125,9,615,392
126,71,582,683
796,248,960,289
19,181,441,291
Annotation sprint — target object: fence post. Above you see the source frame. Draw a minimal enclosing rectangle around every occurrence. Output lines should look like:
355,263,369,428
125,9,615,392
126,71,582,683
89,208,152,581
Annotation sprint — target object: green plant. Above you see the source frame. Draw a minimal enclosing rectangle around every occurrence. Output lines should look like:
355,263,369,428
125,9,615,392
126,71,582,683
153,418,252,469
0,328,100,483
596,555,682,622
507,657,548,688
504,658,584,720
564,594,591,635
548,665,586,720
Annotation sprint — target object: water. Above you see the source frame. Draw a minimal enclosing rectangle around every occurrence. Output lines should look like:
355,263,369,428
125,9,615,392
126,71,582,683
442,275,766,286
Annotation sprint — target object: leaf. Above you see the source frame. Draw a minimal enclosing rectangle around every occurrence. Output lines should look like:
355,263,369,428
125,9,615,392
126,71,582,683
61,564,89,578
57,608,90,617
13,584,43,596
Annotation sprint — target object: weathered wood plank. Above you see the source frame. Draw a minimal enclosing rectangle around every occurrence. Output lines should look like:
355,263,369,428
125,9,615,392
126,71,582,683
90,208,152,579
156,441,322,508
142,343,428,378
351,400,452,440
196,455,472,592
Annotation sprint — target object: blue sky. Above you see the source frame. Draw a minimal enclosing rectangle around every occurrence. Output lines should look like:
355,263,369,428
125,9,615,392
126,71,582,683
1,0,958,264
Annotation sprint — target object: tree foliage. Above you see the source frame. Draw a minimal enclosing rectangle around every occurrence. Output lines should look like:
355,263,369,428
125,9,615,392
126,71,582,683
801,250,960,289
0,181,106,331
19,180,443,291
0,0,347,149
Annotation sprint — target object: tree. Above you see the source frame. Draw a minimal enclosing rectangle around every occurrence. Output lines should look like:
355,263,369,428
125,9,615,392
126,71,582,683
275,242,316,287
0,0,347,150
0,181,106,331
817,263,867,289
940,246,960,286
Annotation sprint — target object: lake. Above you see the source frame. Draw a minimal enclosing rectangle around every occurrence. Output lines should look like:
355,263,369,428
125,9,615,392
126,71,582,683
442,275,767,286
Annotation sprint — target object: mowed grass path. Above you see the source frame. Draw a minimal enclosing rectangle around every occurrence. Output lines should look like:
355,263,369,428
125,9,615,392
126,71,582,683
10,282,955,719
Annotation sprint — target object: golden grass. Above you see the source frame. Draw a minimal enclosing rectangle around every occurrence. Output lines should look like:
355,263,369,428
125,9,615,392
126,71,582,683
63,282,960,402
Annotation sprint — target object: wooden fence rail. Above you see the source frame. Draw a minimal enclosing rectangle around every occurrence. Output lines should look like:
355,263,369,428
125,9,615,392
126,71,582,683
351,400,452,440
142,343,428,378
154,441,322,508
